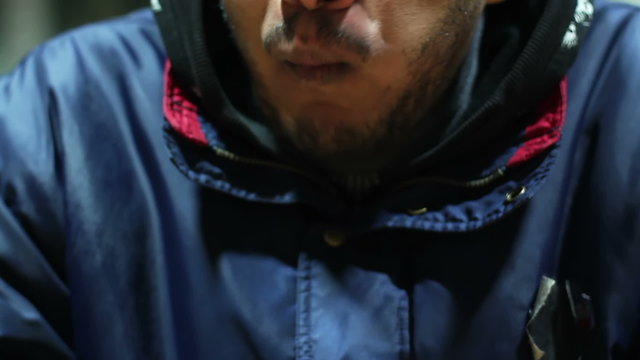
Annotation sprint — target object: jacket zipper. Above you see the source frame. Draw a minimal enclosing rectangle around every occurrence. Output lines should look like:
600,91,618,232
212,147,328,188
392,167,507,191
212,146,509,192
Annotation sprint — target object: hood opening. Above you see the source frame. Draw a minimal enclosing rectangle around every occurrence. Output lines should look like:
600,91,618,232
154,0,589,188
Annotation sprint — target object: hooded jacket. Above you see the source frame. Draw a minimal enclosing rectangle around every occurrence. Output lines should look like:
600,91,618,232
0,0,639,359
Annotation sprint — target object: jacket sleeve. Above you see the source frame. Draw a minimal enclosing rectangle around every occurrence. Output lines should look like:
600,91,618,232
0,41,75,359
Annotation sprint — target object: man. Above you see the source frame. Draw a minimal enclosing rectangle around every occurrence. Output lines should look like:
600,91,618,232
0,0,638,358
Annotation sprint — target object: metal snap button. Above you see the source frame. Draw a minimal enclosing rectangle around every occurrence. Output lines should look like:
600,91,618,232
407,207,429,216
506,185,527,203
323,231,346,248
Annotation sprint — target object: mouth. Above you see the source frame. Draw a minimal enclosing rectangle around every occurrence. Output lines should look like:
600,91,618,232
284,60,353,82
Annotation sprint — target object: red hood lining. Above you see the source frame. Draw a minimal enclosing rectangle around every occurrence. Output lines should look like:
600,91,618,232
163,61,208,146
507,78,567,168
163,61,568,170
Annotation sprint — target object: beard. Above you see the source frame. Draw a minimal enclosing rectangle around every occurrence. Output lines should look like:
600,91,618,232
223,0,482,175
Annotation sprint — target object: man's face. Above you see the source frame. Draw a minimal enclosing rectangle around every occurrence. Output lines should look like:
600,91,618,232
220,0,491,173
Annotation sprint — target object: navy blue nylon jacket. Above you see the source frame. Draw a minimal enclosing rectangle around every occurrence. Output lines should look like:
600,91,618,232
0,0,639,359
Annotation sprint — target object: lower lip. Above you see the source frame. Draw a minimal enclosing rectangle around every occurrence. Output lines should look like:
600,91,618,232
284,61,352,82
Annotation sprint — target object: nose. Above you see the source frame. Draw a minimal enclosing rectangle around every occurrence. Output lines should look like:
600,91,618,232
282,0,356,11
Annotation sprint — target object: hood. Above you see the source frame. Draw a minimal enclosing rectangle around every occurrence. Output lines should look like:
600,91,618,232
152,0,593,188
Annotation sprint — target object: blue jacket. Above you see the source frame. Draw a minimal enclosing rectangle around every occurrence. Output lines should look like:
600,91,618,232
0,1,639,359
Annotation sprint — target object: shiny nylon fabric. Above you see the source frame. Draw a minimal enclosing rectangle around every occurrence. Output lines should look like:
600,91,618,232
0,3,639,360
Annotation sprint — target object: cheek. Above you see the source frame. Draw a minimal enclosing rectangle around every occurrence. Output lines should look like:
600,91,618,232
376,1,446,54
360,56,413,109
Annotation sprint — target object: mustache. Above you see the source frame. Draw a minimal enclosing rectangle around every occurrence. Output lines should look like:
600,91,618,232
263,12,373,61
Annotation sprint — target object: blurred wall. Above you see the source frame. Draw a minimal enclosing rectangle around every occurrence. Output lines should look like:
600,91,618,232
1,0,639,74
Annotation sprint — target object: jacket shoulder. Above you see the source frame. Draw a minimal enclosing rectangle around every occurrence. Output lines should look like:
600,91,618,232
0,8,165,173
2,8,164,93
0,8,167,236
592,0,640,45
0,11,164,360
569,1,640,111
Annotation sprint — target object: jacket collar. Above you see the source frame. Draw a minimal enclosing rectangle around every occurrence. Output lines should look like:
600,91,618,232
160,0,592,232
163,60,569,231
